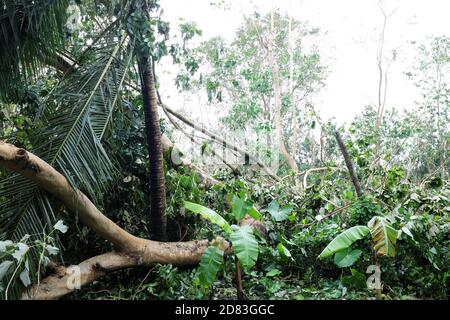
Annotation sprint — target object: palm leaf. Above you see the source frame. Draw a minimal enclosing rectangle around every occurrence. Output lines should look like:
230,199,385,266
0,0,69,101
0,31,132,299
0,33,131,241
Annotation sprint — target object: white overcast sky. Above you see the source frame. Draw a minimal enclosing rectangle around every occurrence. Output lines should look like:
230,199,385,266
158,0,450,124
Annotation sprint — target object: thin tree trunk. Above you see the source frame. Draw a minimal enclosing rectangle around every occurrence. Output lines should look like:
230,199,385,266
374,2,396,164
334,131,363,198
436,66,446,180
138,56,167,241
288,5,299,165
269,5,301,189
235,259,246,300
320,127,325,162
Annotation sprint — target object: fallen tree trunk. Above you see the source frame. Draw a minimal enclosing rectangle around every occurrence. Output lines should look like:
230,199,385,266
22,239,209,300
0,140,226,299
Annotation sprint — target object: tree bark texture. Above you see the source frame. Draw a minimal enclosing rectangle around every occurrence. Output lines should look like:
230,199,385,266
138,56,167,241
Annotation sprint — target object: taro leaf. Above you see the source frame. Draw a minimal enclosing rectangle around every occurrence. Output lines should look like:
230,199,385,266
266,200,293,222
247,206,263,221
334,248,362,268
230,225,259,269
266,269,282,277
232,195,252,221
184,201,231,234
368,216,398,257
318,226,370,259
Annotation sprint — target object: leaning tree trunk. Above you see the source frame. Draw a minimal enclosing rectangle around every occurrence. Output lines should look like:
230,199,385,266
335,131,363,198
138,56,167,241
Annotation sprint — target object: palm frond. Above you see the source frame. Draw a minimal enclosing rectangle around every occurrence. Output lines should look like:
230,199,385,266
0,0,70,101
0,30,133,299
0,33,131,240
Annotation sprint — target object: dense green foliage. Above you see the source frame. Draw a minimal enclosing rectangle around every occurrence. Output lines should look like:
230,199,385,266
0,0,448,300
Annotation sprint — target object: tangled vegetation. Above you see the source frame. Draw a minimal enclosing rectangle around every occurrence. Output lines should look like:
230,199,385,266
0,0,448,301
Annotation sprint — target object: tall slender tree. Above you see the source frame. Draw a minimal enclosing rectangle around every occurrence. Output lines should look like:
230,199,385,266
374,1,397,164
131,0,167,241
138,55,167,240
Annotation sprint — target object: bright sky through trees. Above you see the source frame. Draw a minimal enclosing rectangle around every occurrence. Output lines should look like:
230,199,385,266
159,0,450,123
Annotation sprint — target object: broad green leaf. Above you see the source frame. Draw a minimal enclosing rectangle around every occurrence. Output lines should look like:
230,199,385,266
198,245,224,286
368,216,399,257
266,269,282,277
318,226,370,259
334,248,362,268
231,195,250,221
277,243,293,259
247,206,263,221
266,200,293,222
401,227,414,240
0,261,13,281
342,269,367,289
230,225,259,269
184,201,231,234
